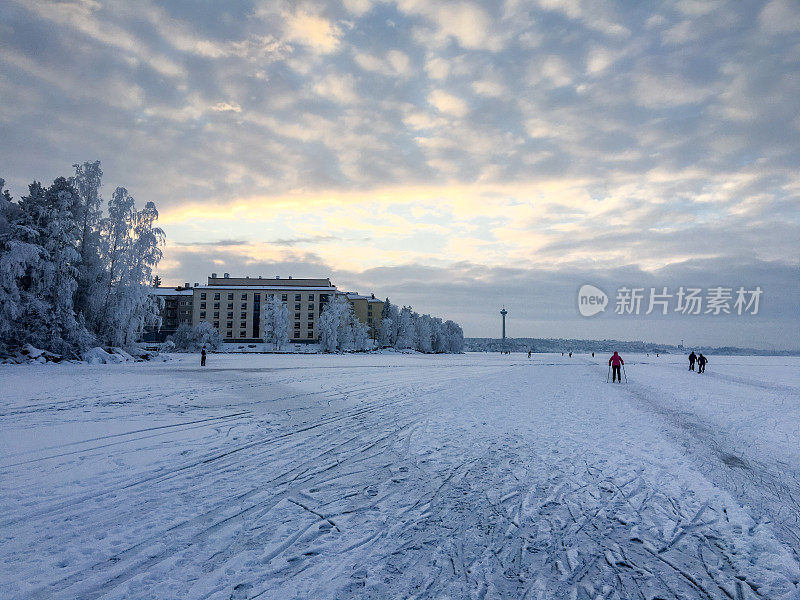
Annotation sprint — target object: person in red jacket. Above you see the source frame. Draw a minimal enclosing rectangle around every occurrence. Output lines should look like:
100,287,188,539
609,351,624,383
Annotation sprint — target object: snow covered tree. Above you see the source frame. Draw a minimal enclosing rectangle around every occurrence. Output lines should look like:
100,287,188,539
0,164,166,358
444,320,464,352
0,179,42,354
152,275,161,287
319,295,372,352
415,314,433,353
71,161,104,327
318,295,347,352
261,294,290,350
196,321,223,350
169,321,222,351
395,306,415,349
378,298,399,347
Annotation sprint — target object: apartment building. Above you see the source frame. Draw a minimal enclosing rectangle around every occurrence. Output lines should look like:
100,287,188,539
345,292,384,340
147,286,194,341
149,273,384,343
191,273,336,342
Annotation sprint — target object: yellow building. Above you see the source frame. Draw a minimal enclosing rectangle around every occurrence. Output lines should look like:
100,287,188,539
192,273,338,342
345,292,384,340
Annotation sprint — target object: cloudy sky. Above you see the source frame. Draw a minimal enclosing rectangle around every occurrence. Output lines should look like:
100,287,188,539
1,0,798,348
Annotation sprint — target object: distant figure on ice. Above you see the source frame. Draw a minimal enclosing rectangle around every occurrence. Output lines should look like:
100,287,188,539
688,351,697,371
697,354,708,373
201,347,207,367
609,352,624,383
592,352,595,358
561,352,564,356
527,350,531,358
568,352,572,358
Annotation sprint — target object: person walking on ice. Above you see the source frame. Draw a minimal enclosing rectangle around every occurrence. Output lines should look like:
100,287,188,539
608,351,624,383
697,353,708,373
688,351,697,371
201,347,207,367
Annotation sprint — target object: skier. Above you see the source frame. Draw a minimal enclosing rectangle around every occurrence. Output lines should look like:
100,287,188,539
688,351,697,371
608,351,624,383
697,353,708,373
201,347,207,367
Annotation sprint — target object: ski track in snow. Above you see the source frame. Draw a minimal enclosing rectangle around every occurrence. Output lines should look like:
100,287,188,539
1,353,799,600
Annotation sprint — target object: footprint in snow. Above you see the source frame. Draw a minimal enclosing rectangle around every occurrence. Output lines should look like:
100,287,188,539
365,486,379,497
229,582,252,600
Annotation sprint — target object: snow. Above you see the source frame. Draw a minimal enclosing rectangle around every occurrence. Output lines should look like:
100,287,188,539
2,352,800,599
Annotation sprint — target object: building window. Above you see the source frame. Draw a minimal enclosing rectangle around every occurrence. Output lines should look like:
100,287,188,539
308,294,314,301
200,302,206,309
294,294,301,301
254,293,260,301
240,312,247,320
240,330,246,337
226,331,232,338
200,293,206,300
227,293,234,300
281,294,287,301
294,322,300,329
213,321,219,328
214,302,220,309
308,303,314,310
227,312,233,319
294,312,301,319
214,293,220,300
241,293,247,300
240,303,247,310
294,332,300,338
307,330,314,337
227,321,233,329
227,302,233,309
307,322,314,329
214,311,219,318
200,311,206,319
294,303,301,310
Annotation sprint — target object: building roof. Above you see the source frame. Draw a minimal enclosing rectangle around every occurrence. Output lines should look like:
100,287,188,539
150,288,194,296
195,285,337,292
207,276,333,287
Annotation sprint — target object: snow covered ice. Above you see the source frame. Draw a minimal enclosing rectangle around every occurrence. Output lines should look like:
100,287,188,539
2,353,800,599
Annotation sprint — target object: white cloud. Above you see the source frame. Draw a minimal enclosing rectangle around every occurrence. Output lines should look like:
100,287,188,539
211,102,242,113
396,1,505,51
283,10,342,54
472,79,505,97
585,45,615,75
428,89,469,117
313,73,360,104
632,72,714,108
760,0,800,34
354,49,412,77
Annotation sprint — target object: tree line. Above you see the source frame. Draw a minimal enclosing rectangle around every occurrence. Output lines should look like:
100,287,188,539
0,162,164,358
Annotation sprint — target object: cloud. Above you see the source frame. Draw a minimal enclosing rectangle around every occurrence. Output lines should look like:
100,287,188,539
210,102,242,113
759,0,800,34
428,89,469,117
282,9,342,53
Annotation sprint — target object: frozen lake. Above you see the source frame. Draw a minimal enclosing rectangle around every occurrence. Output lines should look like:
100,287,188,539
2,352,800,599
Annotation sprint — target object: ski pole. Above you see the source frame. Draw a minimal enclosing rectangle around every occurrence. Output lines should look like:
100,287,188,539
622,365,628,383
606,364,610,383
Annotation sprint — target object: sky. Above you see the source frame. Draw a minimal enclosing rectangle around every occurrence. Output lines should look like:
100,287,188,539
1,0,798,348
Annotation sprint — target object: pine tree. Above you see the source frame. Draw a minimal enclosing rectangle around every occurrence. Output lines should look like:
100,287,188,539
72,161,104,328
152,275,161,287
